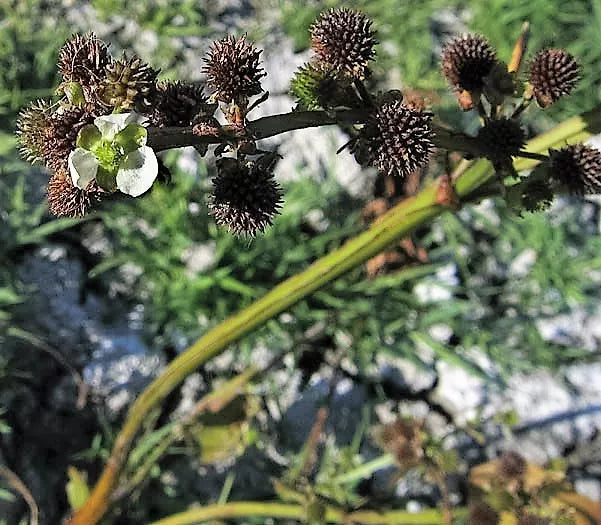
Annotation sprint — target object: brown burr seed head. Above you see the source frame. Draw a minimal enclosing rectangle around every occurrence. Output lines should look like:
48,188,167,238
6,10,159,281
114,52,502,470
41,105,96,172
549,144,601,195
441,33,497,92
58,33,112,86
529,49,580,107
150,81,211,127
209,156,283,236
16,99,53,163
353,99,434,178
477,117,525,162
203,35,265,104
47,170,103,218
310,8,377,80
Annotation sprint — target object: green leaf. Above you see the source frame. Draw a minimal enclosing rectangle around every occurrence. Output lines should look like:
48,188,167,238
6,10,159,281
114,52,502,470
17,216,90,245
0,489,15,502
409,332,490,381
66,466,90,511
64,82,86,106
0,288,22,306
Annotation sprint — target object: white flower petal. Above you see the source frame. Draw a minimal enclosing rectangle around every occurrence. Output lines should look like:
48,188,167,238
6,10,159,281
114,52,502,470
94,112,147,140
68,148,99,189
116,146,158,197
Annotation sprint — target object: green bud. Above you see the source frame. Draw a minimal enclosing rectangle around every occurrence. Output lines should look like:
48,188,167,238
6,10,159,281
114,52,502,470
64,82,86,106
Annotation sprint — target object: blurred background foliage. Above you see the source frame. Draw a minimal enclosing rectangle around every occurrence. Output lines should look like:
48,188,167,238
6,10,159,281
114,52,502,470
1,0,601,522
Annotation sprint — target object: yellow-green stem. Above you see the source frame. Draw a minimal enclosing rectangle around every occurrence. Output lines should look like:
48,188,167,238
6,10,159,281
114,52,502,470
70,106,601,525
149,500,458,525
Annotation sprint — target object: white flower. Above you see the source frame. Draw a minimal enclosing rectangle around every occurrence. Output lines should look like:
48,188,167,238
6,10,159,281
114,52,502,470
68,112,158,197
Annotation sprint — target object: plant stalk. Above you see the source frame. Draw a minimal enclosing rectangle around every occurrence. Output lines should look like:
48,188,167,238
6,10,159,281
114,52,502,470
149,500,457,525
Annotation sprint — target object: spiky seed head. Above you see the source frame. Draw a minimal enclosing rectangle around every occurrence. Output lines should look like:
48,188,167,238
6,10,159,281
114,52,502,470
353,99,434,178
58,33,112,86
468,502,500,525
203,36,265,104
441,33,497,92
520,178,554,213
16,99,53,163
41,105,96,172
101,54,159,112
498,451,527,479
209,155,283,236
151,81,211,127
290,62,358,110
310,8,377,80
529,49,580,107
47,170,103,217
477,118,525,162
549,144,601,194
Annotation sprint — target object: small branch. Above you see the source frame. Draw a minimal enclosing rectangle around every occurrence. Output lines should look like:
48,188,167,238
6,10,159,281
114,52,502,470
147,110,367,152
515,150,548,162
148,110,483,157
0,465,39,525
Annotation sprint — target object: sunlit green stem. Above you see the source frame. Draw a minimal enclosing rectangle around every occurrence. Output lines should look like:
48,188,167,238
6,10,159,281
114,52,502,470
150,500,461,525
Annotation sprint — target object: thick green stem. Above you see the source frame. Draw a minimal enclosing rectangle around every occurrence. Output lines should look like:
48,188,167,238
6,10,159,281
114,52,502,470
69,106,601,525
149,501,457,525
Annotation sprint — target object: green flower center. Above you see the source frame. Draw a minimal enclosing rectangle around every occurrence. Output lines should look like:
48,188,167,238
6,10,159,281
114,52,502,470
94,140,125,173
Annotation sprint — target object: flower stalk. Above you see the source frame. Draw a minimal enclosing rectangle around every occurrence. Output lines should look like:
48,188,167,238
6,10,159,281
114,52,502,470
149,500,459,525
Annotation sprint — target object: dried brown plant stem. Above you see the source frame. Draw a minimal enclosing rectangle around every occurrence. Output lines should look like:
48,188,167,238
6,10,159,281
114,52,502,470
0,465,39,525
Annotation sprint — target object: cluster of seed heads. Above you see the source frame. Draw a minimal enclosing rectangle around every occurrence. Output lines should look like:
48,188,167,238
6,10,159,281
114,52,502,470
440,30,601,199
15,9,601,233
